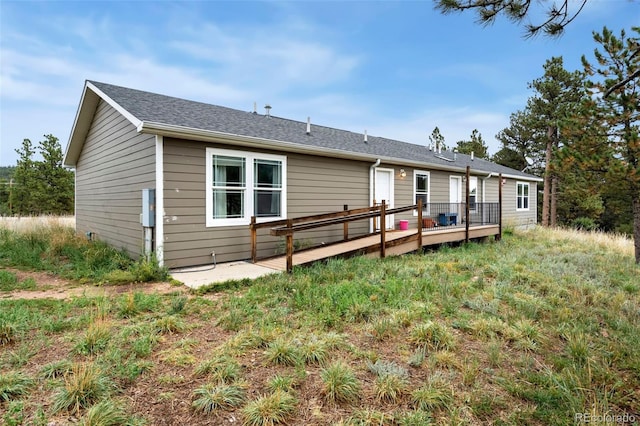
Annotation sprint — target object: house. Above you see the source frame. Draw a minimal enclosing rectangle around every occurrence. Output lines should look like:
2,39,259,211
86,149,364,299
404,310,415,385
63,80,541,268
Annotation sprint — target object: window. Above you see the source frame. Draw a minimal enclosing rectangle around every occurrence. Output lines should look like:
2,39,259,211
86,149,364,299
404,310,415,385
516,182,529,211
469,176,478,211
206,148,286,227
413,170,430,215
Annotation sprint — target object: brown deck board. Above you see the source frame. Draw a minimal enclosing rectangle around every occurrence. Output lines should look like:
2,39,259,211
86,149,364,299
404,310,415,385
255,225,499,271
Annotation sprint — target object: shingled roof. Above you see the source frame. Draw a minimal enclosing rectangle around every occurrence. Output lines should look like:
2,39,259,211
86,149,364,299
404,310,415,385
65,80,540,181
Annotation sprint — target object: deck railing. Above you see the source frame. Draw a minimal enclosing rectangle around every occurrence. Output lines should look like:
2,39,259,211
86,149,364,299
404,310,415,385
251,200,502,272
420,202,500,230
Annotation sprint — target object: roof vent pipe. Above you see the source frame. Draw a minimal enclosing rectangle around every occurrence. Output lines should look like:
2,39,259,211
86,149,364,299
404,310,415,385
471,151,474,161
364,130,368,143
454,148,458,161
306,117,311,135
253,102,257,114
264,104,271,117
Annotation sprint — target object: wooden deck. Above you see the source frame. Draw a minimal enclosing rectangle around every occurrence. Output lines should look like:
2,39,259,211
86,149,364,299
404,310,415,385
256,224,499,271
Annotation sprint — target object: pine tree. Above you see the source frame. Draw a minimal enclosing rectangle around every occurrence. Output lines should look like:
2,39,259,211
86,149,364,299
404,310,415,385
581,26,640,263
9,139,38,215
527,56,586,227
37,134,74,214
494,110,544,175
455,129,490,159
435,0,588,37
7,135,74,216
429,127,449,151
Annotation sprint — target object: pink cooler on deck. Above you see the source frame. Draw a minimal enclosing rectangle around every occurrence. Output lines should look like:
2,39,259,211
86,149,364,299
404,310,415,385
399,220,409,230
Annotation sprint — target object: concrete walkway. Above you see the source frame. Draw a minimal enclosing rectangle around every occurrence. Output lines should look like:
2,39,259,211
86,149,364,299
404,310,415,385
170,261,280,289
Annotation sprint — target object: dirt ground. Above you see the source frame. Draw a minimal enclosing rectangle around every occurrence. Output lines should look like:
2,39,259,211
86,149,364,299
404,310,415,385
1,268,189,301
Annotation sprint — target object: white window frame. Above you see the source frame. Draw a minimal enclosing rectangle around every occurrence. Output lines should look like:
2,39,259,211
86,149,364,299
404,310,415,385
469,176,478,212
516,181,530,211
413,170,430,216
206,148,287,227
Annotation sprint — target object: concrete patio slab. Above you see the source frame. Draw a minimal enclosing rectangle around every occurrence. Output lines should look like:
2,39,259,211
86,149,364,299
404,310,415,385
170,261,281,289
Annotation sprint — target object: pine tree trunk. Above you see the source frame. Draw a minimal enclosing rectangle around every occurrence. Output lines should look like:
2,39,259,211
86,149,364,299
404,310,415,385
633,195,640,264
550,174,558,227
542,126,553,227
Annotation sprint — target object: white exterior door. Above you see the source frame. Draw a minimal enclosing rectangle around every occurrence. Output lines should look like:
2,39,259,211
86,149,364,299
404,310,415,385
450,176,462,216
374,168,394,230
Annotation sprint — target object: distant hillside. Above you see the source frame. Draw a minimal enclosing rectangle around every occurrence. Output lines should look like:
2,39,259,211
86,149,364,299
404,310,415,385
0,166,15,180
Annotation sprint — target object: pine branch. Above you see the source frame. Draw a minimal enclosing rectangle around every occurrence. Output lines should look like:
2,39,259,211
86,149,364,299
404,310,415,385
603,68,640,99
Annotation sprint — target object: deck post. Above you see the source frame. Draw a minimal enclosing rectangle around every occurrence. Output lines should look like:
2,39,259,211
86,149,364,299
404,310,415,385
372,199,377,233
250,216,257,263
465,166,470,243
343,204,349,241
380,200,386,258
497,173,503,241
417,199,423,250
286,219,294,273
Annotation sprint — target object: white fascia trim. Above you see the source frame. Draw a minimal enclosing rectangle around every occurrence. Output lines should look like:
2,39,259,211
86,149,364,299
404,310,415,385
139,121,543,183
155,135,164,266
64,84,90,164
87,81,143,129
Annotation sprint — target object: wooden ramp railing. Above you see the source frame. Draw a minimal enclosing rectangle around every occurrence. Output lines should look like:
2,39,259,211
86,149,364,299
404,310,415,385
251,200,425,272
250,171,504,273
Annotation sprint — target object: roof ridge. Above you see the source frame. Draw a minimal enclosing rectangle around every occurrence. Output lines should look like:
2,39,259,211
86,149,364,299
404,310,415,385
83,80,540,180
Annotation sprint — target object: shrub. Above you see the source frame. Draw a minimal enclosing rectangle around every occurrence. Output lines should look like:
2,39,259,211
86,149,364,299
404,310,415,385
374,373,408,403
409,321,456,351
266,375,297,394
192,383,246,414
0,321,16,345
298,335,330,365
153,316,185,334
40,359,74,379
320,361,361,404
264,339,301,367
79,399,129,426
0,372,33,402
0,270,18,291
410,373,453,411
242,390,297,426
52,363,113,414
75,319,111,355
194,354,241,383
571,217,598,231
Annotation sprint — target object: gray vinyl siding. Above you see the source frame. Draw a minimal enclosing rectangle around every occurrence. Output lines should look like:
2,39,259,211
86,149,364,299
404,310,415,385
503,180,537,228
75,100,156,259
385,168,538,229
162,138,370,268
161,140,538,267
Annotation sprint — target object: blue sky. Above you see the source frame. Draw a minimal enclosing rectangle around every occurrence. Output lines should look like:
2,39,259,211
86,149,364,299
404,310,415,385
1,0,638,166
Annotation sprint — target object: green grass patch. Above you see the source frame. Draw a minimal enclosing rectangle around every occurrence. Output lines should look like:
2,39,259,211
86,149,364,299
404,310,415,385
0,227,637,425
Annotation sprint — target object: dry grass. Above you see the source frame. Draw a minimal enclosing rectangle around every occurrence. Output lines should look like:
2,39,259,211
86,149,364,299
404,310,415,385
0,215,75,232
520,226,634,257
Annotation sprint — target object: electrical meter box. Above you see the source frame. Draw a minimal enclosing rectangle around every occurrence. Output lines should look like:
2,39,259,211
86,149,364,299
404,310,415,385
142,189,155,227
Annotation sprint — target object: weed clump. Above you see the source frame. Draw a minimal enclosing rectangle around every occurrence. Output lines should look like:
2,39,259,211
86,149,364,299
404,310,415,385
192,383,246,414
320,361,361,404
52,363,114,414
242,390,297,426
409,321,456,351
0,372,33,402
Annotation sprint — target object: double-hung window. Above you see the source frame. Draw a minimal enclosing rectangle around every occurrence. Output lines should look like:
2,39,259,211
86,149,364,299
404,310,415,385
206,148,286,227
516,182,529,211
469,176,478,212
413,170,430,215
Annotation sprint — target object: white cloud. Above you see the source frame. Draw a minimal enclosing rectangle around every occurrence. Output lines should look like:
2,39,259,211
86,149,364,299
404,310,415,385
168,23,361,89
366,106,509,154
